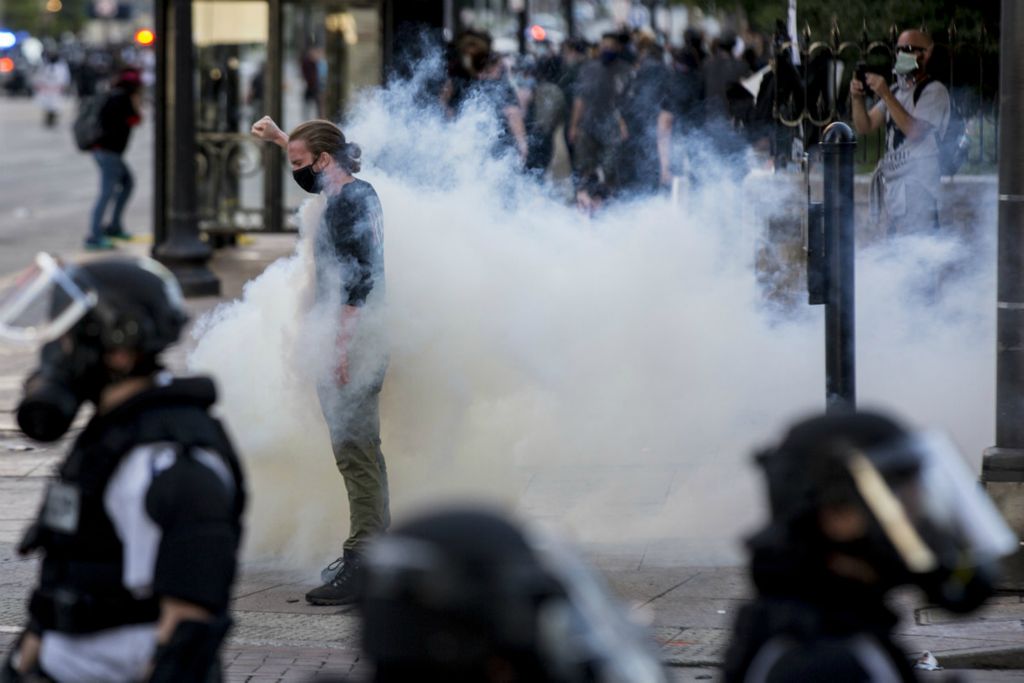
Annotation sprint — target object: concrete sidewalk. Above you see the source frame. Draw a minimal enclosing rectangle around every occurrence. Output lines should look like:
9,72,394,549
1,235,1022,682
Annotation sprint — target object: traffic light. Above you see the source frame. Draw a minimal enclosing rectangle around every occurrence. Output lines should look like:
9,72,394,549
134,28,155,46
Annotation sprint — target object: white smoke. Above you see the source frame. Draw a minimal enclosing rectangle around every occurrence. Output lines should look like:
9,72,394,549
188,68,996,570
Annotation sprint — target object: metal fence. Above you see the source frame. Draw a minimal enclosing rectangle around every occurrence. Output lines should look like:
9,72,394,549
770,19,999,169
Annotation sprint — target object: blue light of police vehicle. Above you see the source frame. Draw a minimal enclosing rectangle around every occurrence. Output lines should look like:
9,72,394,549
0,30,17,50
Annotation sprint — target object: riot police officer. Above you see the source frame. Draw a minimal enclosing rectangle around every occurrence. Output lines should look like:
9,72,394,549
724,411,1017,682
357,505,667,683
0,254,246,682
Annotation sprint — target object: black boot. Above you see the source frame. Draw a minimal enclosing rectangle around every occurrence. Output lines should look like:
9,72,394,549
305,549,364,606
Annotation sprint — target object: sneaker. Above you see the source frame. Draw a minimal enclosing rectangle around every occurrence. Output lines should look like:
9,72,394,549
84,237,117,250
104,229,132,241
306,550,363,606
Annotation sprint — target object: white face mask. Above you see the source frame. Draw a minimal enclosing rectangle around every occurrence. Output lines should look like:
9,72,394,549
893,51,920,75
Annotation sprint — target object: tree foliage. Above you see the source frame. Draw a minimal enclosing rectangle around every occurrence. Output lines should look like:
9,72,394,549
2,0,91,37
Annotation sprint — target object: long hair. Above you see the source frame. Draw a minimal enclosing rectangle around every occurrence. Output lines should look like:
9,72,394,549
289,119,362,173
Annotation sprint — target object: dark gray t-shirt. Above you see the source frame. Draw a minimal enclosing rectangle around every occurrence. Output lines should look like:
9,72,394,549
315,179,385,307
574,58,632,138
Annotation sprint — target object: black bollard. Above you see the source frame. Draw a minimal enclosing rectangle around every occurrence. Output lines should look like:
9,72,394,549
821,122,856,412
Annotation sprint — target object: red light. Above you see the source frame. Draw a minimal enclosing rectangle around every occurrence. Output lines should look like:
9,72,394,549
134,29,155,46
530,24,546,42
0,57,13,73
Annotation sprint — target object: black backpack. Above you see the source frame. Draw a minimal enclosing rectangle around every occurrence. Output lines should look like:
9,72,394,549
73,92,109,151
913,79,969,177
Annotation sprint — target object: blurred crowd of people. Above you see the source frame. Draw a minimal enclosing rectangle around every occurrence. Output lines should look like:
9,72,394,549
437,25,773,212
3,38,153,127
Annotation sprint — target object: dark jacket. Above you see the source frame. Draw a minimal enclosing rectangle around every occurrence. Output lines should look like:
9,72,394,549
723,527,918,683
95,88,140,154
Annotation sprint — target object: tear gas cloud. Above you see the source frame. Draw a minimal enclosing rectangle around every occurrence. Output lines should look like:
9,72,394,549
188,59,996,570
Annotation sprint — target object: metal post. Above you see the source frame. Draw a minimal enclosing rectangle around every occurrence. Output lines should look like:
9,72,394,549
152,0,167,252
517,0,529,56
155,0,220,296
264,0,283,232
982,0,1024,590
563,0,574,40
821,122,856,412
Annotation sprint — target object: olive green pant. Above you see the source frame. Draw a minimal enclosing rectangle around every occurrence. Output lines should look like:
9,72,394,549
316,375,390,552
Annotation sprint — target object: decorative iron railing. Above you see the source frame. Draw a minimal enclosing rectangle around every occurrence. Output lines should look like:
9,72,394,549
195,132,269,233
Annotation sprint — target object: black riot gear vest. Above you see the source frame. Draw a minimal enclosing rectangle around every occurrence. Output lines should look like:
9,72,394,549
22,377,245,634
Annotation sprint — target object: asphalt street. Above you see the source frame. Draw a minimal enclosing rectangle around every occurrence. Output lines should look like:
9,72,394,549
0,94,153,276
0,96,1022,682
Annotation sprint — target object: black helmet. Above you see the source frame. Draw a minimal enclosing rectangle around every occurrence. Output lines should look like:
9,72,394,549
1,255,189,442
65,257,188,356
751,411,1016,612
361,506,667,683
756,411,911,525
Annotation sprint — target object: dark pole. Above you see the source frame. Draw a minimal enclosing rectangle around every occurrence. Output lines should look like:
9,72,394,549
152,0,167,252
821,121,856,412
155,0,220,297
517,0,529,56
563,0,574,40
982,0,1024,590
264,0,283,232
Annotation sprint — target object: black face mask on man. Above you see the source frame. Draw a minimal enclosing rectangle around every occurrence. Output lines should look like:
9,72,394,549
293,155,324,194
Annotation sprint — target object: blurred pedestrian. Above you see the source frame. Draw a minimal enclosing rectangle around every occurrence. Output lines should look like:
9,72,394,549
656,35,705,187
86,68,142,250
724,411,1016,682
568,32,632,193
516,56,566,175
251,115,390,606
697,32,752,180
442,29,493,115
619,34,669,195
33,52,70,128
0,255,246,683
475,54,529,162
357,505,668,682
701,32,751,121
443,33,528,163
557,39,590,166
301,47,324,119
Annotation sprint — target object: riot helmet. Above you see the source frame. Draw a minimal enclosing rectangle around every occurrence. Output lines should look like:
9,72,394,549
0,253,188,441
752,411,1017,613
360,506,667,683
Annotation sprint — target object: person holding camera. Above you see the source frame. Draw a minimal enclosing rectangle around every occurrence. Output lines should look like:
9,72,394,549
851,29,950,236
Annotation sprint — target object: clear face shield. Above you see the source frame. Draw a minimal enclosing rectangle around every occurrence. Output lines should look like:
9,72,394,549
528,527,668,683
847,431,1018,576
0,253,97,346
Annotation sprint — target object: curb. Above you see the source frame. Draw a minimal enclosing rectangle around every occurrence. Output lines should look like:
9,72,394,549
932,646,1024,670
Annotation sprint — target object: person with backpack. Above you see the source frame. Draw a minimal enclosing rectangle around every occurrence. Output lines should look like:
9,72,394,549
84,68,143,250
851,29,951,236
